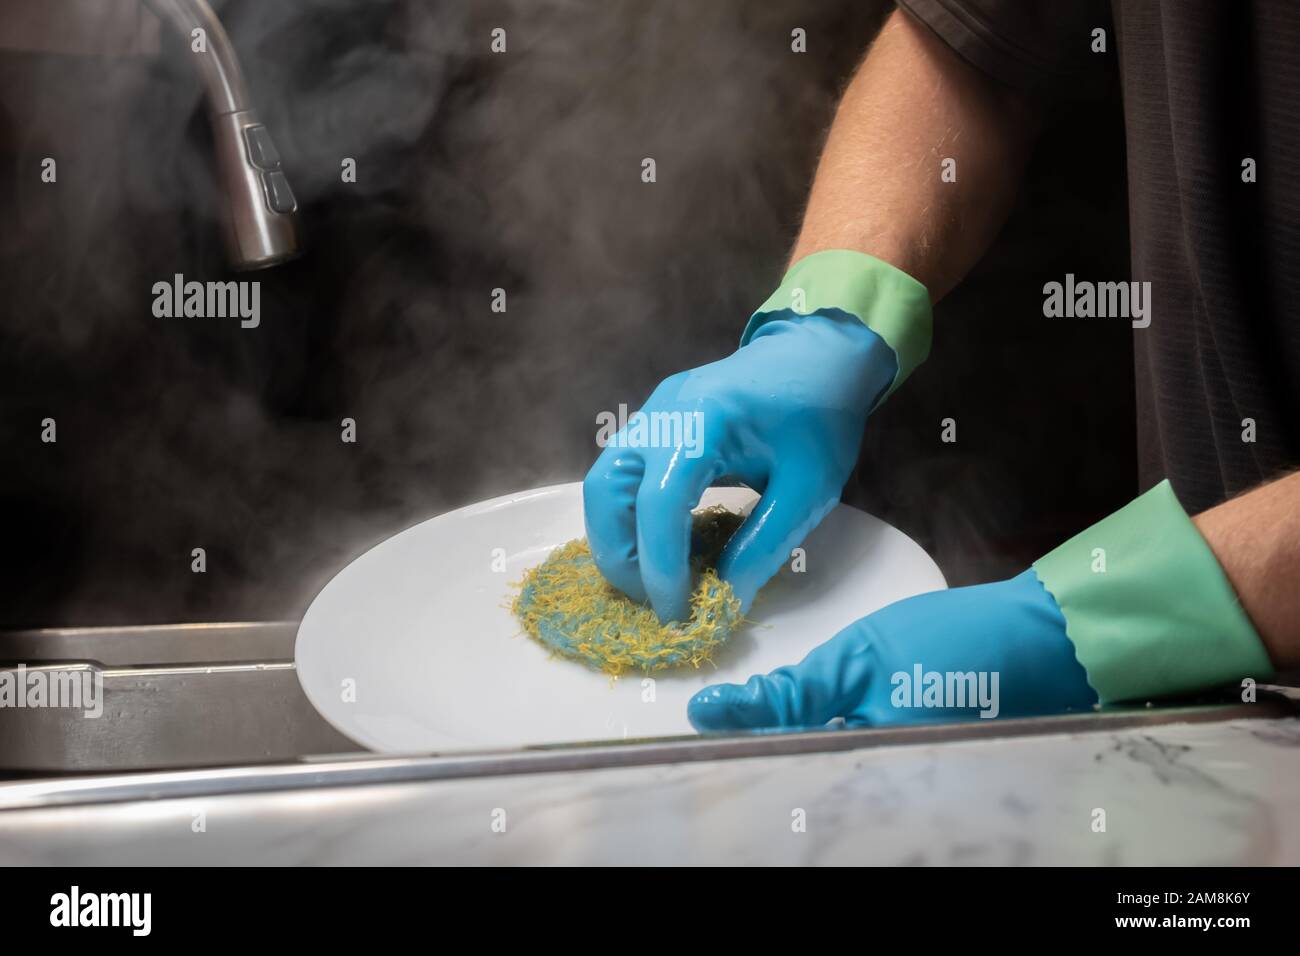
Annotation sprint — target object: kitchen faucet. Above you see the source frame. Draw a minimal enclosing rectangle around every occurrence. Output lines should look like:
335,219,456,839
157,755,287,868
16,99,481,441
144,0,300,270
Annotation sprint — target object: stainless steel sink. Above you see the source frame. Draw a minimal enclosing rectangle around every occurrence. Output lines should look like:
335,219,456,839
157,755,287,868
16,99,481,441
0,622,362,773
3,621,1296,786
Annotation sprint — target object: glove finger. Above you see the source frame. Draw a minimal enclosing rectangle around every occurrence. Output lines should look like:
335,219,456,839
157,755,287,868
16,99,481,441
687,622,878,731
716,467,837,612
582,444,648,603
635,450,720,624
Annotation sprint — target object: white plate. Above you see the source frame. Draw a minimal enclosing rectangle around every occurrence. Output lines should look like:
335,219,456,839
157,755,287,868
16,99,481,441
295,482,946,753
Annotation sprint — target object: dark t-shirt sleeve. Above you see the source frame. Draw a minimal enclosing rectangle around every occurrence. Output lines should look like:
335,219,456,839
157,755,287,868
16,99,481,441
897,0,1112,98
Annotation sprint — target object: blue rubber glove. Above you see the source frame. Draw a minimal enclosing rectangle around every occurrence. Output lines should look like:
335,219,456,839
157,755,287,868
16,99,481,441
688,570,1100,730
583,312,897,624
689,480,1279,730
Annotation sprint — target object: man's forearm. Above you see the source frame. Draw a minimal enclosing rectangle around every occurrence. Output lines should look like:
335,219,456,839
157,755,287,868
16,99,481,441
1193,471,1300,671
790,10,1041,301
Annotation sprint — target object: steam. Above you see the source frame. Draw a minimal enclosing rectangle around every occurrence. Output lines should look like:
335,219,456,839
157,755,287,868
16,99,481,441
6,0,1030,628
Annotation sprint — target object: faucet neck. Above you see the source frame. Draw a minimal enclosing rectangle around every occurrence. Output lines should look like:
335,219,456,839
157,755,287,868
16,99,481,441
144,0,250,115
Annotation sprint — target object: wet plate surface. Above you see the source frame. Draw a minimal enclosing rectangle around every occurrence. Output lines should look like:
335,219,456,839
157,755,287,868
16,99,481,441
295,482,946,752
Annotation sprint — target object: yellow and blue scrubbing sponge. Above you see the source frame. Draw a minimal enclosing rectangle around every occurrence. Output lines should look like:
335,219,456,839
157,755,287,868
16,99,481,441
512,507,746,676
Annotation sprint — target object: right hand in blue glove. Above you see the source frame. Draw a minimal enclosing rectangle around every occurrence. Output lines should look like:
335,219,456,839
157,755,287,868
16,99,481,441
582,251,932,623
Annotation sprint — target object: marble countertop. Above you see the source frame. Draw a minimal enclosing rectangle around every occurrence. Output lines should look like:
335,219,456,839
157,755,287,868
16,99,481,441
1,716,1297,865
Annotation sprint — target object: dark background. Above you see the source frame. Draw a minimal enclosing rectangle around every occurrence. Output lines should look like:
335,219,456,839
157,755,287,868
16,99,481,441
0,0,1132,628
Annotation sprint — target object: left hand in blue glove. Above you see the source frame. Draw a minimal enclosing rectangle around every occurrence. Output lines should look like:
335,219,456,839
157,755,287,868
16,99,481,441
688,570,1098,730
689,481,1276,731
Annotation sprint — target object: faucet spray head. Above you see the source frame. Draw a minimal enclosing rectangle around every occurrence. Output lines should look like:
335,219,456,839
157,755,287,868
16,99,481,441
145,0,300,270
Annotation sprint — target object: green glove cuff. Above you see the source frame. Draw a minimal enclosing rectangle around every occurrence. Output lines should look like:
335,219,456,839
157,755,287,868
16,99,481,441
1032,480,1274,704
742,249,933,403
